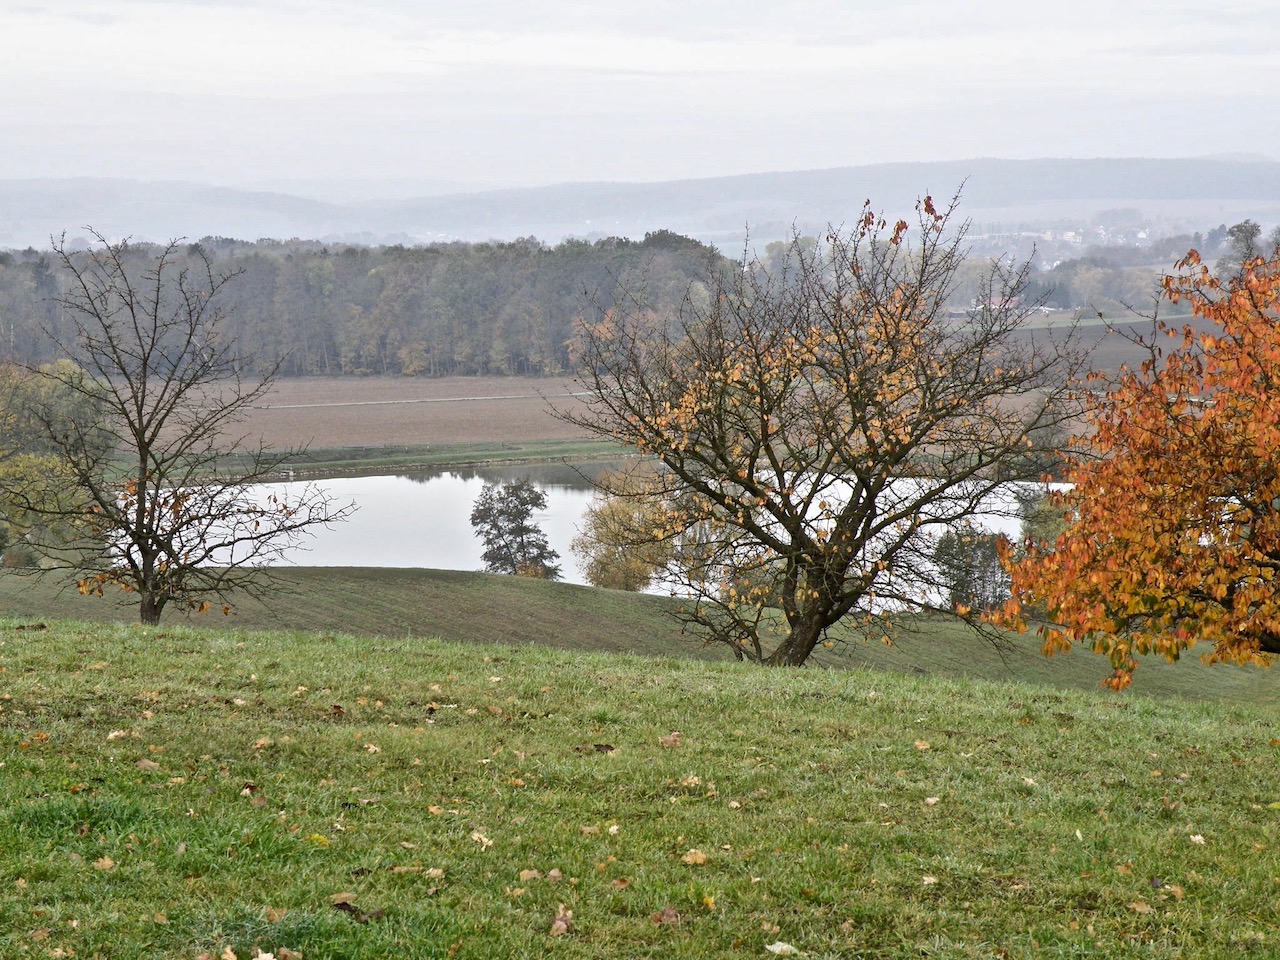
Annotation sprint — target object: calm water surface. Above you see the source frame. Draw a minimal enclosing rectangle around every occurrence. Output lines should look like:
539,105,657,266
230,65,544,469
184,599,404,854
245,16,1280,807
267,462,608,584
263,465,1055,589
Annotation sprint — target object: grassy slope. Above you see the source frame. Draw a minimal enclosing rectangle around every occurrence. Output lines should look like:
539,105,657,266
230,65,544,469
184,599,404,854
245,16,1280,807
0,567,1275,704
2,621,1280,959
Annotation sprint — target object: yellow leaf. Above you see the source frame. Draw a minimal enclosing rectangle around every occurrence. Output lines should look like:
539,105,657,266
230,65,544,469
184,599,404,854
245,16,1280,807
681,848,709,865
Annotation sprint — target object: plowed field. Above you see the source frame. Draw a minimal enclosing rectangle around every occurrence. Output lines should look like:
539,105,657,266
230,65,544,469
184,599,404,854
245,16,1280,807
242,376,593,448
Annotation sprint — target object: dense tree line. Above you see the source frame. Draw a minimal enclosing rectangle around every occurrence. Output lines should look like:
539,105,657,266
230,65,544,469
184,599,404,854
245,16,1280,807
1,220,1267,380
0,231,720,378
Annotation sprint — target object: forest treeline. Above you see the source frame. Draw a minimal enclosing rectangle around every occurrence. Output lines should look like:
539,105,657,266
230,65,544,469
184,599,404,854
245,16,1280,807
0,231,721,378
0,227,1224,378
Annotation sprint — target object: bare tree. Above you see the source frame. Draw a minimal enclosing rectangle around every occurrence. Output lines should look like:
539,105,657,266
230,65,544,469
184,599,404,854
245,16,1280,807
561,196,1085,665
12,232,352,624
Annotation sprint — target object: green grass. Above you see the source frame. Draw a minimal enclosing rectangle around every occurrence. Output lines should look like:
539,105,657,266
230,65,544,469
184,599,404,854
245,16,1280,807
216,438,628,478
0,566,1276,704
2,620,1280,958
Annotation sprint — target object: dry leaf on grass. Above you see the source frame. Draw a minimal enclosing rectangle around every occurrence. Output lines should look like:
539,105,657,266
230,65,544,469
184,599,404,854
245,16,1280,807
681,848,709,865
659,732,683,748
765,942,804,956
651,905,681,925
549,904,573,937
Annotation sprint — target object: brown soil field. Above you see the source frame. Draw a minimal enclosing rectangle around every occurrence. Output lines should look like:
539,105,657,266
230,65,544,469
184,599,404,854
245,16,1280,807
240,376,594,448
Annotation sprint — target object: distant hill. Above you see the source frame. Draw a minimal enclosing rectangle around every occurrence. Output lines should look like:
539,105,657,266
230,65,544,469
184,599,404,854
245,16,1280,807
4,157,1280,250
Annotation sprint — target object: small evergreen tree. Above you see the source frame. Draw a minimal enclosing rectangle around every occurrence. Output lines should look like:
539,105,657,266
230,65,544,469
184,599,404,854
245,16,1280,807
470,478,561,579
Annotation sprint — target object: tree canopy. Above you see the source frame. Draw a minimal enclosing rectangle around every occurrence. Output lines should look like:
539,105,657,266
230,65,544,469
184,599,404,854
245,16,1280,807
470,478,561,579
1003,249,1280,688
10,233,352,624
563,196,1085,666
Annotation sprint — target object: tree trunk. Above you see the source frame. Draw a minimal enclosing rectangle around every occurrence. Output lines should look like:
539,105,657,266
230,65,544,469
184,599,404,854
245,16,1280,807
139,593,164,626
765,612,826,666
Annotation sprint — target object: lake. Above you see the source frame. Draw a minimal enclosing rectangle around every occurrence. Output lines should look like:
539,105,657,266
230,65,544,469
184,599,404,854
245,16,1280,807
266,462,609,584
261,463,1052,589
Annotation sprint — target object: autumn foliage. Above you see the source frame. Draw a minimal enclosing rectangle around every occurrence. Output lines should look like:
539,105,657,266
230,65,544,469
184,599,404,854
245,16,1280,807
565,195,1083,666
1003,250,1280,687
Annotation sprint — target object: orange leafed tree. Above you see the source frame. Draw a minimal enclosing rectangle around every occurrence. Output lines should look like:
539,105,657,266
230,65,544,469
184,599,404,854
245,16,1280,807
1003,250,1280,688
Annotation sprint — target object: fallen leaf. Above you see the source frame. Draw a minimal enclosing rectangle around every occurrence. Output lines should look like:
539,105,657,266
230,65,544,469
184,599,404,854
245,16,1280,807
924,797,939,806
611,877,630,890
93,855,115,871
135,758,161,771
251,737,272,750
1129,900,1151,913
914,740,930,751
549,904,573,937
152,912,168,924
922,875,937,885
765,942,804,956
580,825,601,836
1189,834,1206,845
542,901,573,942
651,905,680,925
333,899,386,923
265,907,289,922
546,868,563,883
519,869,543,882
471,831,493,849
659,732,683,748
681,848,709,865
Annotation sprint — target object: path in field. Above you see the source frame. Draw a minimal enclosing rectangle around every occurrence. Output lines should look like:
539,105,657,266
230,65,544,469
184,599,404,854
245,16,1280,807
261,390,590,410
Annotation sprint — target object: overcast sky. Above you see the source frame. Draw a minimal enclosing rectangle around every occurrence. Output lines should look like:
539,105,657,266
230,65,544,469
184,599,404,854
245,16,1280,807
6,1,1279,196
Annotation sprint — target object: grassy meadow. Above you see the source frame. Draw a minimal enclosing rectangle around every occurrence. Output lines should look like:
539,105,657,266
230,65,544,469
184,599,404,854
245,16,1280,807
4,373,1279,957
3,619,1280,959
0,566,1274,706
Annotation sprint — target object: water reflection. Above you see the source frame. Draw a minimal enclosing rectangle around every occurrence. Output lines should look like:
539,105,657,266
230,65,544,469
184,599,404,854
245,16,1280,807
267,463,612,584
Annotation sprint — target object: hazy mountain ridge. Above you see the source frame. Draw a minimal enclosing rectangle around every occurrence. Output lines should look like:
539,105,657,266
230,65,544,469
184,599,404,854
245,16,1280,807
4,158,1279,251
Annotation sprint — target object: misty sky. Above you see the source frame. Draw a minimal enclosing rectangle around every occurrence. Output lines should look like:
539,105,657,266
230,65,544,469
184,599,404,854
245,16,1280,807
6,0,1279,196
